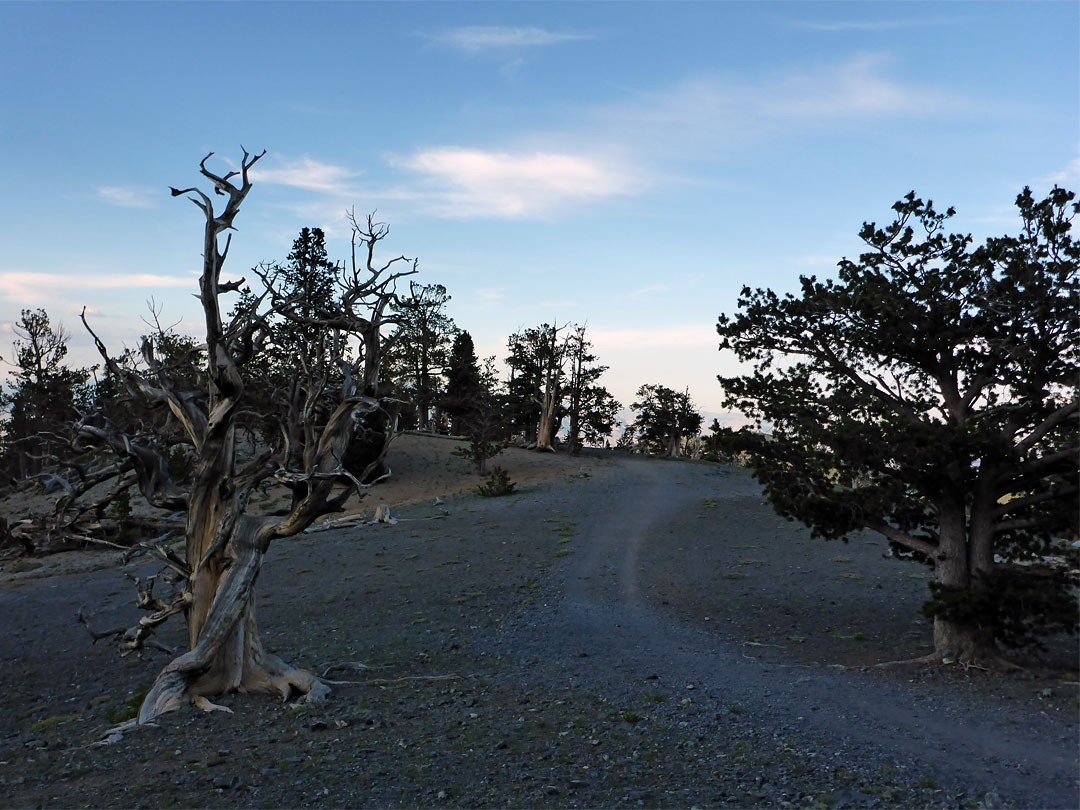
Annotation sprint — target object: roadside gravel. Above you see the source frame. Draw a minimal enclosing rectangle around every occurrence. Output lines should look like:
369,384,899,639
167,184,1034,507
0,450,1075,808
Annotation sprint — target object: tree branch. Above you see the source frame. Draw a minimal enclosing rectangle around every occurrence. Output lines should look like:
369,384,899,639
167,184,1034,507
866,521,940,558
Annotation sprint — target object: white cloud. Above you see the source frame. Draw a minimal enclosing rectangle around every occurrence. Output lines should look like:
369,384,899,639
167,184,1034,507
250,156,359,195
425,26,595,53
628,283,670,300
765,55,947,118
96,185,160,208
0,271,192,306
393,147,641,219
796,254,842,269
597,54,969,152
590,325,714,351
784,17,962,33
476,287,508,305
1038,155,1080,188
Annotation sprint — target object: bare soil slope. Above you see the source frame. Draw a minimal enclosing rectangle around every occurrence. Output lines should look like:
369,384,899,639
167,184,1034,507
0,438,1076,809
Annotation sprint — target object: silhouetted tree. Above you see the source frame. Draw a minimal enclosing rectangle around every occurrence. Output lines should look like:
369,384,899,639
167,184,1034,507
383,282,456,431
506,323,566,450
717,187,1079,662
563,325,620,453
442,331,484,436
0,309,90,482
630,384,703,457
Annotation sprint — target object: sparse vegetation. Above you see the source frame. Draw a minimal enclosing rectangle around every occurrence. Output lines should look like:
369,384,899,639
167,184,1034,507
476,466,517,497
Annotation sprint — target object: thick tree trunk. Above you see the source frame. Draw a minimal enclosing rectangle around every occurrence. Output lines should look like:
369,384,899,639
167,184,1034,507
665,432,682,458
535,386,558,452
566,411,581,455
417,356,431,432
930,500,999,663
138,397,386,725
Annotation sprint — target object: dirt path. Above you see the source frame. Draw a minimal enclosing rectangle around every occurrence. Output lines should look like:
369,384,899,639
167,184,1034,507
493,455,1079,808
0,450,1076,808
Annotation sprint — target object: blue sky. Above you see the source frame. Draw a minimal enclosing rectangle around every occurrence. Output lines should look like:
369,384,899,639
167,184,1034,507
1,1,1076,417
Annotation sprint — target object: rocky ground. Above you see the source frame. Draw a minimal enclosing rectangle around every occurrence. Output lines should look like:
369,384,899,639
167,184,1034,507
0,438,1076,809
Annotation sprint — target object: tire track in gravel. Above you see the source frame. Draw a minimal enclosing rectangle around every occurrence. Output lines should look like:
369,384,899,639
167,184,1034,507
497,454,1078,809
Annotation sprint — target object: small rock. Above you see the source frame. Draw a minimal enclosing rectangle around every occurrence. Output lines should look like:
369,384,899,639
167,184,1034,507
832,788,877,809
544,785,561,795
260,767,282,777
213,777,235,790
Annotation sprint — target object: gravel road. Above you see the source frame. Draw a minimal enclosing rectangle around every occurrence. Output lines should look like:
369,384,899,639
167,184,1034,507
0,450,1076,808
491,454,1079,808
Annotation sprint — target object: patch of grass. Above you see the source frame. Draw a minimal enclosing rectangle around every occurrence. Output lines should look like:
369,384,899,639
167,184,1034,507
830,632,865,641
552,549,573,558
838,572,863,580
29,714,76,732
722,572,746,580
727,703,743,715
702,498,718,509
477,467,516,497
449,590,483,605
104,688,148,724
737,559,764,566
831,556,852,563
553,522,577,539
917,775,937,789
8,559,44,574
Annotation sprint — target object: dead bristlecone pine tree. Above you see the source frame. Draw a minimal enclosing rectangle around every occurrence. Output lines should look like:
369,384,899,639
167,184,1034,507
77,149,415,739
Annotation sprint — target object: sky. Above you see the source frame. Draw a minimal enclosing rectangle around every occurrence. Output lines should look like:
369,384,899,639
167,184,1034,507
1,1,1077,422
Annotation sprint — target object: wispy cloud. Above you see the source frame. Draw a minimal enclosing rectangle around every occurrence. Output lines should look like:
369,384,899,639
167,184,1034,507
96,185,160,208
795,254,842,269
424,25,595,53
250,156,359,195
392,147,641,219
784,17,963,33
476,287,508,305
590,325,714,351
596,54,970,153
0,271,192,306
1038,155,1080,188
628,283,670,300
